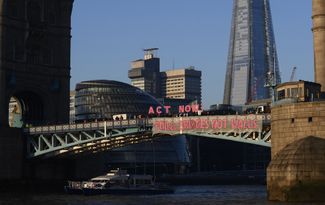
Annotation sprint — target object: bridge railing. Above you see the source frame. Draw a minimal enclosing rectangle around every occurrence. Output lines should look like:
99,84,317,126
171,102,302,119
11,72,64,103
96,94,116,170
24,118,153,135
24,115,271,158
23,114,271,135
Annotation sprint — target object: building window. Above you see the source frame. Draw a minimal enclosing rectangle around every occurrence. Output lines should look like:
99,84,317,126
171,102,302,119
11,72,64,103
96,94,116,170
287,88,290,97
13,39,25,61
291,88,298,98
291,118,295,123
27,0,41,24
299,87,303,96
308,117,313,123
42,47,53,65
28,45,41,64
7,0,18,18
278,90,285,100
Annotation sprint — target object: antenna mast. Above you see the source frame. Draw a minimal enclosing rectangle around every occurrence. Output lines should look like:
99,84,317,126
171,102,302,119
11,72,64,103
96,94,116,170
265,43,277,103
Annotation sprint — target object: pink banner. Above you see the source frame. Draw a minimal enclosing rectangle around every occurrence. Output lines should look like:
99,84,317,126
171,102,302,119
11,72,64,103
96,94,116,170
152,115,265,135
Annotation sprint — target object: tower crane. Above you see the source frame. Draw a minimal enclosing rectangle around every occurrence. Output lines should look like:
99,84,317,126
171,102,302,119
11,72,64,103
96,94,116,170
290,66,297,82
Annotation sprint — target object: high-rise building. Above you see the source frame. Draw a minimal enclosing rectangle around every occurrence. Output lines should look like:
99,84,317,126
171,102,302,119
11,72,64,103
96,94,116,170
69,91,76,123
223,0,281,105
161,67,202,104
128,48,161,98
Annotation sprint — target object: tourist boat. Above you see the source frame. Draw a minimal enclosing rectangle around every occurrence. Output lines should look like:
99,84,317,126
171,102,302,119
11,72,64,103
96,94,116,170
65,169,174,195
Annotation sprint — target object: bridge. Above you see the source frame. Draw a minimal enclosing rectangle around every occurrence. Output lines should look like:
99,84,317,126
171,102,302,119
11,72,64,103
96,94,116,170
24,114,271,159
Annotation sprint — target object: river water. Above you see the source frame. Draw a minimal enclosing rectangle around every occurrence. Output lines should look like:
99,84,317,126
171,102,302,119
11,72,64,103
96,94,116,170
0,185,324,205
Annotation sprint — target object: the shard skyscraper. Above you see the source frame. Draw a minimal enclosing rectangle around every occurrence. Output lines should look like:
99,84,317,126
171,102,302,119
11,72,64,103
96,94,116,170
223,0,281,105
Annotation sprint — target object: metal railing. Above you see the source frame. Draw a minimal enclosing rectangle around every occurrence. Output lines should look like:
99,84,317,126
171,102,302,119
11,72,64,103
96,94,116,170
24,115,271,158
24,118,153,135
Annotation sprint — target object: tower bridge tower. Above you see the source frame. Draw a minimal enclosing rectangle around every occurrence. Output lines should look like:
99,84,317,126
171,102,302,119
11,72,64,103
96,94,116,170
0,0,74,127
267,0,325,202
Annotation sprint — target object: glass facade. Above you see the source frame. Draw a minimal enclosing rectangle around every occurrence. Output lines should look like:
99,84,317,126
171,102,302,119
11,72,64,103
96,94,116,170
223,0,281,105
73,80,190,173
74,80,161,121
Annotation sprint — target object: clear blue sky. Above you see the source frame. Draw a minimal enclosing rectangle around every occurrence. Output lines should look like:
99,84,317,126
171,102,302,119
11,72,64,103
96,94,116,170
71,0,313,108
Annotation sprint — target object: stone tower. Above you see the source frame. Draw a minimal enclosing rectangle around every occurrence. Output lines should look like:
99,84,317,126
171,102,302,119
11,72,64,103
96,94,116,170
312,0,325,92
267,0,325,201
0,0,74,127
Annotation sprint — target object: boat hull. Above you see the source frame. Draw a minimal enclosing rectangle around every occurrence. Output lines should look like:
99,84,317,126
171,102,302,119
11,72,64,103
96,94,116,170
82,187,174,195
65,187,174,195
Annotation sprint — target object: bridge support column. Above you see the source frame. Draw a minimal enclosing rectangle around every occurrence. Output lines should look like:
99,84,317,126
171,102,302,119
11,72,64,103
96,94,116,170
267,102,325,202
0,128,24,180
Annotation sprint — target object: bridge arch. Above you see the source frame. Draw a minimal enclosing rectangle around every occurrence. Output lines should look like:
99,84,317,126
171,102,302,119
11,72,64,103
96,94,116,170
8,91,44,128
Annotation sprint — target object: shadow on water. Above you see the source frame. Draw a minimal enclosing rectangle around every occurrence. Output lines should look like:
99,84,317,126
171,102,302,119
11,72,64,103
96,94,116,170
0,185,324,205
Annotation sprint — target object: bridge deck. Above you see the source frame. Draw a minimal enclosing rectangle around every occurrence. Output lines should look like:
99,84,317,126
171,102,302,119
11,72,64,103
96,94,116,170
24,115,271,158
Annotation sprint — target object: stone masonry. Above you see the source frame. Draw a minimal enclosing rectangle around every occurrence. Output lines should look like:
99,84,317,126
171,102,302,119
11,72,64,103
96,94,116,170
267,102,325,201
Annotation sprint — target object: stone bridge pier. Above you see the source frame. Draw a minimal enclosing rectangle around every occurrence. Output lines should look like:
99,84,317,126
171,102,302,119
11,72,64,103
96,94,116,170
267,102,325,202
0,128,72,191
267,0,325,202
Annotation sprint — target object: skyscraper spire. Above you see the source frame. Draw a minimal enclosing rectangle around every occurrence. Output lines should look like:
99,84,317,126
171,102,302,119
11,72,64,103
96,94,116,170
223,0,281,105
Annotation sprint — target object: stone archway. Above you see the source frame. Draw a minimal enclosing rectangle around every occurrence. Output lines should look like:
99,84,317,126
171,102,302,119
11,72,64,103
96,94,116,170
8,91,44,128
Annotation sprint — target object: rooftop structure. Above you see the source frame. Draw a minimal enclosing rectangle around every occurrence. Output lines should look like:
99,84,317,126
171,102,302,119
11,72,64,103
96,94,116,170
128,48,161,98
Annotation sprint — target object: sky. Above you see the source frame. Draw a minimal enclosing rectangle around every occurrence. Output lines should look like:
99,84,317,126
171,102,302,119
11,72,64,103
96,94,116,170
71,0,313,108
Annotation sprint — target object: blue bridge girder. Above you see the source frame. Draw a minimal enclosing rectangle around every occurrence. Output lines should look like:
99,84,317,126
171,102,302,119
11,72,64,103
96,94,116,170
23,116,271,158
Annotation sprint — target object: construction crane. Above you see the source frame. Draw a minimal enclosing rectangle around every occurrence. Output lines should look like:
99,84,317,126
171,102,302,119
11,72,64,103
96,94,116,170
290,66,297,82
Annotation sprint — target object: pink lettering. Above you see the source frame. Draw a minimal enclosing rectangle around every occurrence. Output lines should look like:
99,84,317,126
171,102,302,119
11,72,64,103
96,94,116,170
148,106,155,114
164,105,171,114
185,105,191,113
156,106,162,114
179,105,185,113
191,104,199,112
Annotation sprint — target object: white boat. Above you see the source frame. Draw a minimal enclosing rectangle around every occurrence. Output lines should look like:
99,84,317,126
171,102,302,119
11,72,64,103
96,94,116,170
65,169,174,195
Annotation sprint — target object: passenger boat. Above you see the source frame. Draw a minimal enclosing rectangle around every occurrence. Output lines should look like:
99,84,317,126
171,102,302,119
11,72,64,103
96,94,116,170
65,169,174,195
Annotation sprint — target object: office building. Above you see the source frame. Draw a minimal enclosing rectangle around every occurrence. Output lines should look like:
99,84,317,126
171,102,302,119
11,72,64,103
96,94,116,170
69,91,76,123
128,48,161,98
223,0,281,105
161,67,202,105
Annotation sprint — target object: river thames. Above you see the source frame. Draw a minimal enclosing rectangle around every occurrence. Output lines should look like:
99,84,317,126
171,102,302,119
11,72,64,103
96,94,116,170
0,185,324,205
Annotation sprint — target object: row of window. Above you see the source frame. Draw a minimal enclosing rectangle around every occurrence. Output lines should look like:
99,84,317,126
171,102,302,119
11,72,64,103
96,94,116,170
75,95,152,105
6,43,54,65
7,0,60,25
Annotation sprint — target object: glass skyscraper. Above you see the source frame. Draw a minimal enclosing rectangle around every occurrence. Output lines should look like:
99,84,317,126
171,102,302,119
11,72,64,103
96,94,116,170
223,0,281,105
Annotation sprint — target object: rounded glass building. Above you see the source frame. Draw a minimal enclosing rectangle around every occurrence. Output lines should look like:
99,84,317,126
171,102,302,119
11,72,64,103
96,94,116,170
75,80,160,121
72,80,190,176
